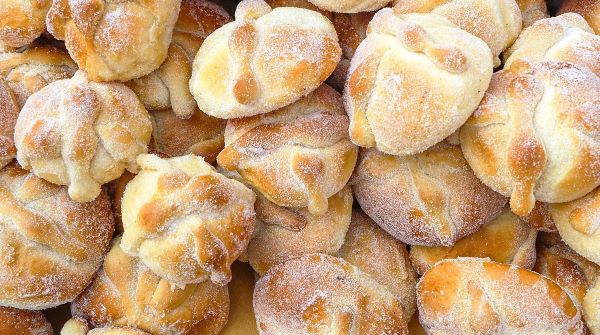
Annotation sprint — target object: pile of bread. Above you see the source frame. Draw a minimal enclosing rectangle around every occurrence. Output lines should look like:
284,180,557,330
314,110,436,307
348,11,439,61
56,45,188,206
0,0,599,334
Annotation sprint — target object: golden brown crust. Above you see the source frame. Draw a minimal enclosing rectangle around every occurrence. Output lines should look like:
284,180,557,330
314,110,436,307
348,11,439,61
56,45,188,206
219,262,259,335
0,0,51,49
190,0,341,118
46,0,181,81
217,84,357,215
344,10,493,156
352,142,506,246
126,0,231,118
242,187,352,275
516,0,548,27
14,70,152,202
121,154,256,286
461,60,600,216
521,201,557,232
559,0,600,34
339,210,418,320
72,237,230,335
410,207,537,275
0,306,52,335
307,0,390,13
254,254,408,335
0,162,114,310
417,258,585,334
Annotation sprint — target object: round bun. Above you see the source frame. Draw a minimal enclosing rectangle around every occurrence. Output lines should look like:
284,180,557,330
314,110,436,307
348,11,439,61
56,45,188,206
460,60,600,216
393,0,522,67
516,0,548,27
417,258,585,334
46,0,181,81
189,0,341,119
504,13,600,77
121,154,256,285
0,306,52,335
352,142,506,246
0,163,114,310
61,318,151,335
551,187,600,265
307,0,389,13
241,186,352,275
521,201,557,232
0,45,77,168
344,10,493,156
559,0,600,34
72,237,230,335
14,70,152,202
150,108,226,164
0,0,51,49
410,207,537,275
217,84,357,215
126,0,231,118
339,210,417,320
254,254,408,334
219,262,259,335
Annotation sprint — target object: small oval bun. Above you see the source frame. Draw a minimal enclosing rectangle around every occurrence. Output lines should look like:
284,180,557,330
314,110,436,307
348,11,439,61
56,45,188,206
307,0,390,13
393,0,522,67
126,0,231,118
61,318,151,335
0,306,52,335
217,84,357,215
14,70,152,202
254,254,408,335
190,0,341,119
460,60,600,217
551,187,600,265
417,258,585,334
344,10,493,156
46,0,181,81
516,0,548,27
410,207,537,275
242,186,352,275
121,154,256,286
559,0,600,34
0,45,77,169
521,201,557,232
0,162,114,310
0,0,51,49
504,13,600,77
352,142,506,246
72,237,230,335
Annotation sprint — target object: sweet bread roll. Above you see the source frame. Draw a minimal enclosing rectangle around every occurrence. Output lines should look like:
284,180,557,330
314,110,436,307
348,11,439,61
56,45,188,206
126,0,231,118
585,279,600,335
72,237,229,335
220,262,259,335
559,0,600,34
516,0,548,27
344,10,493,156
121,154,256,285
0,163,114,310
0,0,51,49
14,70,152,202
521,201,557,232
460,60,600,217
0,306,52,335
150,108,225,164
306,0,390,13
217,84,357,215
392,0,521,67
46,0,181,82
61,319,150,335
417,258,585,334
241,186,352,275
339,209,417,319
551,187,600,265
504,14,600,77
410,207,537,275
0,45,77,169
351,142,506,246
254,254,408,334
189,0,341,119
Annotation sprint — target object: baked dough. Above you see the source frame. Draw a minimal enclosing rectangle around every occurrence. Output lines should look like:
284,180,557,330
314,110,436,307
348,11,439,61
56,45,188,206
0,0,51,49
0,306,52,335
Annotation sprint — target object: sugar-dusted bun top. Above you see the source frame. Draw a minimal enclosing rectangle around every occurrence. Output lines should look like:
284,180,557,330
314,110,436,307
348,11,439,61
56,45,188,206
0,162,114,310
217,84,357,215
344,10,493,156
0,0,51,49
559,0,600,34
14,70,152,203
515,0,548,27
190,0,341,119
461,60,600,217
417,258,585,334
46,0,181,81
307,0,390,13
0,306,52,335
61,318,151,335
72,237,230,335
121,154,256,286
254,254,408,335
